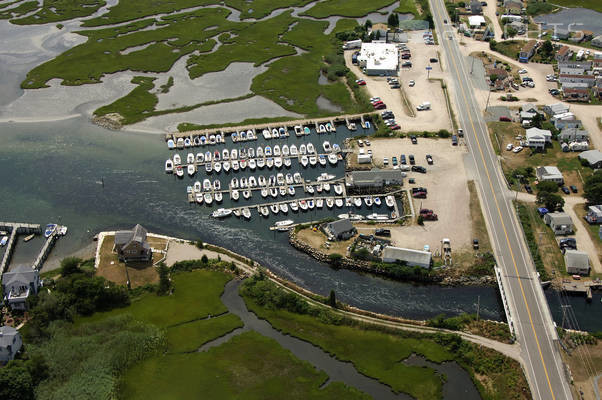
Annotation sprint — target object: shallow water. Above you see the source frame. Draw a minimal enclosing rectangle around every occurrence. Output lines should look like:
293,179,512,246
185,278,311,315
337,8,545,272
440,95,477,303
534,8,602,36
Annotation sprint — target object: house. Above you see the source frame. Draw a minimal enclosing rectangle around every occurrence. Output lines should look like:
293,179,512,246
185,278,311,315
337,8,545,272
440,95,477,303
563,88,591,102
594,35,602,48
0,326,22,364
519,40,537,63
543,102,569,117
561,81,590,89
346,169,404,189
500,14,522,22
525,127,552,150
357,153,372,164
555,46,572,62
381,246,432,268
550,112,575,123
558,61,592,71
509,21,526,35
324,219,356,241
559,67,586,76
536,166,564,184
485,66,508,86
554,119,582,130
520,110,537,121
579,150,602,168
564,250,590,275
558,74,596,88
470,0,482,14
503,0,522,14
543,212,574,235
558,128,589,143
585,205,602,224
2,265,40,311
357,42,399,76
569,30,592,43
114,224,152,263
554,28,570,40
468,15,486,28
521,103,538,114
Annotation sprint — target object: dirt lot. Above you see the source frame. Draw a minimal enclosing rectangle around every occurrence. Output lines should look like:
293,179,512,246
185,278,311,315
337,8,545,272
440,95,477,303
296,227,354,256
344,31,452,132
353,137,474,252
96,234,167,288
563,341,602,400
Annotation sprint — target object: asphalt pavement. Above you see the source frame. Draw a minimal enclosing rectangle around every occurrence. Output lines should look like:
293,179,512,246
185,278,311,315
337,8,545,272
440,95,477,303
427,1,574,399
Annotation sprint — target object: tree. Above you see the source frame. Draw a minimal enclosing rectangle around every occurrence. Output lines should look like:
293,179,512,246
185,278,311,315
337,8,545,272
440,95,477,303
536,180,559,193
506,26,518,38
328,253,343,266
530,112,544,129
489,73,498,83
417,215,424,225
364,19,372,30
157,263,170,295
537,191,564,211
540,39,553,58
0,364,34,400
60,257,81,276
374,30,381,40
489,39,497,51
328,290,337,308
201,254,209,264
584,170,602,205
387,13,399,27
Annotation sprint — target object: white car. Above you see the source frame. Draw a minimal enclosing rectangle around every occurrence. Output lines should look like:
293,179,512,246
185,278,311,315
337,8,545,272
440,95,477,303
370,97,381,103
506,143,513,151
383,157,389,165
512,146,523,153
518,69,527,74
409,80,415,87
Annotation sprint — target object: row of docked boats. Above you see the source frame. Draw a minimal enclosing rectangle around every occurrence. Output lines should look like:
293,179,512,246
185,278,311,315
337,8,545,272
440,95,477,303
167,133,229,150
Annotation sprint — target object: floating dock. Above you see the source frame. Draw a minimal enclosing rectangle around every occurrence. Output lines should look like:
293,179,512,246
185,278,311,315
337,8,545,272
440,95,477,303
0,222,41,274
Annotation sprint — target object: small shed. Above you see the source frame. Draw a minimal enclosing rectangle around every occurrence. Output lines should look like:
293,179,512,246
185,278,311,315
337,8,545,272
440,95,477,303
543,212,574,235
381,246,432,268
564,250,590,275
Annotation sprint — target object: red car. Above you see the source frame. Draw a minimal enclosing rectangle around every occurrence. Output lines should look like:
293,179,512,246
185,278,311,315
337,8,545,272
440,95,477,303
356,79,366,86
499,116,511,122
390,124,401,130
374,103,386,110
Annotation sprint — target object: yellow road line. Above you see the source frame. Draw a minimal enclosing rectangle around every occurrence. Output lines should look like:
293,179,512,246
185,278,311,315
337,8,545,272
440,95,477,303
429,2,557,398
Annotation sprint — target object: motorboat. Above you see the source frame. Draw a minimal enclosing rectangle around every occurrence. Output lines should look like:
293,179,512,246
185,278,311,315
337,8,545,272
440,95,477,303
200,136,207,145
335,198,344,207
307,200,315,209
175,165,184,178
173,154,182,165
262,129,271,139
248,176,257,187
196,193,204,204
268,175,276,186
306,185,314,194
258,175,267,186
345,198,352,207
205,151,212,162
316,199,324,208
290,201,299,211
354,197,362,207
187,185,193,194
246,130,253,139
214,161,222,173
231,189,240,201
323,141,331,152
257,146,264,158
282,145,289,156
317,173,335,182
272,128,279,138
364,197,373,207
288,186,295,196
204,193,213,205
276,173,285,185
318,124,326,133
222,149,230,160
240,148,247,159
266,158,274,168
261,188,269,197
328,154,338,165
299,200,308,211
274,157,283,168
334,184,343,195
248,147,255,158
367,213,389,221
386,196,395,208
303,126,310,135
293,172,302,184
196,153,204,164
365,121,371,129
307,143,316,154
205,163,212,173
316,183,323,193
213,180,221,190
326,198,334,208
323,182,330,192
223,161,231,172
184,137,192,148
270,188,278,198
265,146,272,157
240,159,247,170
294,125,303,136
249,159,257,170
203,179,212,191
284,158,291,168
374,197,382,206
242,189,251,199
332,143,341,153
212,208,232,218
309,155,317,166
242,207,251,219
177,137,185,149
214,150,221,161
187,164,196,176
194,181,202,192
167,139,175,149
318,155,327,166
279,187,287,196
280,203,289,213
348,123,357,131
209,135,216,145
257,158,265,169
279,127,286,136
187,153,195,164
270,204,279,214
326,122,335,132
300,155,309,167
165,159,174,173
299,144,307,155
240,177,248,188
231,149,238,160
231,178,239,188
290,145,298,156
273,145,281,156
260,206,269,217
216,134,223,143
232,132,239,142
44,224,57,238
233,209,241,217
232,160,240,171
285,173,294,184
214,192,223,202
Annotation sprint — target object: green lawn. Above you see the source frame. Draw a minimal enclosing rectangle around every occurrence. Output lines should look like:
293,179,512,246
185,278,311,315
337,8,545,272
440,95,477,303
120,331,371,400
94,76,157,124
78,270,232,328
302,0,397,18
166,313,243,353
549,0,602,12
396,0,420,16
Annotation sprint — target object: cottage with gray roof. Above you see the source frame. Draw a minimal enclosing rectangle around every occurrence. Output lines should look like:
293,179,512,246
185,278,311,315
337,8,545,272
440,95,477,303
0,326,22,364
536,166,564,184
2,265,40,311
554,119,581,130
346,169,404,189
564,250,590,275
558,128,589,143
325,219,357,241
543,103,569,117
544,212,574,235
114,224,152,263
579,150,602,169
382,246,432,268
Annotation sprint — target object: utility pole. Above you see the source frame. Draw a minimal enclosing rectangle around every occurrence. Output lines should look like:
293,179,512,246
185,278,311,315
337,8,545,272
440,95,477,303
470,57,475,74
476,295,480,321
485,88,492,111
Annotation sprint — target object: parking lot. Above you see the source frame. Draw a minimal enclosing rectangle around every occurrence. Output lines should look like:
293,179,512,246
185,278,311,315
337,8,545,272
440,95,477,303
352,137,474,252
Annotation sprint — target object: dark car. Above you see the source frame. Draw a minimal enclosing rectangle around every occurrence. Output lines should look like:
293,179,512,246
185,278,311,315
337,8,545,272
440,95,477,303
412,187,428,193
392,156,398,166
411,165,427,173
390,84,400,89
402,61,412,68
473,239,479,250
524,184,533,194
375,228,391,237
559,238,577,250
409,155,415,165
382,111,394,118
570,185,578,193
443,19,448,23
549,89,560,96
412,191,427,199
400,155,407,164
426,154,433,165
410,135,418,144
451,135,458,145
561,186,570,194
499,116,511,122
429,57,438,63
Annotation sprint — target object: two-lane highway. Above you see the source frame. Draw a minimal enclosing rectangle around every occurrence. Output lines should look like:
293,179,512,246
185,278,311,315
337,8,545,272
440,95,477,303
428,1,573,398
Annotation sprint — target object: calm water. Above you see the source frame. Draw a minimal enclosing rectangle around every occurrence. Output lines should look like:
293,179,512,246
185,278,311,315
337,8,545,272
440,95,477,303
0,118,600,330
534,8,602,36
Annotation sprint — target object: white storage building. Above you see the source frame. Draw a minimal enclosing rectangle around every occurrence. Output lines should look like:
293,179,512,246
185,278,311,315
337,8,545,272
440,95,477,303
357,42,399,76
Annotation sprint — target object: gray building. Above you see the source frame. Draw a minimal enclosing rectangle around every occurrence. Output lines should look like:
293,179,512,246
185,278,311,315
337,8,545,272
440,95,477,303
544,212,574,235
564,250,590,275
0,326,22,364
558,128,589,143
470,0,482,14
325,219,356,241
536,166,564,184
2,265,40,311
579,150,602,169
592,35,602,48
382,246,432,268
558,61,592,70
114,224,152,263
554,119,582,130
543,103,569,117
585,205,602,224
346,169,404,189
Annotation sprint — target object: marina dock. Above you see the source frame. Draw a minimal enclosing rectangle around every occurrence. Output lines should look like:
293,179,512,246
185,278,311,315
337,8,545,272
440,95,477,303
0,222,41,274
561,279,601,302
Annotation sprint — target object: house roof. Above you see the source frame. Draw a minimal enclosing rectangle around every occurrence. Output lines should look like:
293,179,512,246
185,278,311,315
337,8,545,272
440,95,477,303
521,40,537,53
564,250,589,270
557,46,570,57
115,224,148,247
326,219,355,237
537,166,563,178
521,103,538,113
382,246,432,265
526,127,551,138
545,103,569,114
547,212,573,226
0,326,19,349
559,74,595,80
468,15,486,26
2,265,37,287
560,127,589,137
579,150,602,165
588,205,602,215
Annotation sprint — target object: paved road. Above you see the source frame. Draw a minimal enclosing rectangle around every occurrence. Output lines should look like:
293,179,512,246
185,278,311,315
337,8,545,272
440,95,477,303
428,1,574,399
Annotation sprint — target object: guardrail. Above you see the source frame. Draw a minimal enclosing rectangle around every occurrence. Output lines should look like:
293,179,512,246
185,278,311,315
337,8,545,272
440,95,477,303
495,265,516,340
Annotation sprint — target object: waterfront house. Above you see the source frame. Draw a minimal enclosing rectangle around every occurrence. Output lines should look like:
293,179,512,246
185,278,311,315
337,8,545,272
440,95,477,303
555,46,572,62
114,224,152,263
558,128,589,143
0,326,22,364
381,246,432,268
325,219,357,241
2,265,40,311
554,28,570,40
593,35,602,48
579,150,602,169
564,250,590,275
525,128,552,150
544,212,574,235
536,166,564,184
519,40,537,63
346,169,404,189
585,205,602,224
543,102,569,118
554,119,581,130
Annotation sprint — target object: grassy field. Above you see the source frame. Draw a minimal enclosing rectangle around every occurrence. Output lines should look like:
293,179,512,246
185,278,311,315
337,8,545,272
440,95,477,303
11,0,106,25
225,0,314,19
396,0,420,16
550,0,602,12
302,0,397,18
0,1,38,20
95,76,157,124
166,313,243,353
79,270,232,327
120,331,371,400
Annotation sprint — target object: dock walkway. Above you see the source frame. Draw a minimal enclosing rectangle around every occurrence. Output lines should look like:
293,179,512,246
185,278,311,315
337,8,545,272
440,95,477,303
0,222,41,275
561,279,601,302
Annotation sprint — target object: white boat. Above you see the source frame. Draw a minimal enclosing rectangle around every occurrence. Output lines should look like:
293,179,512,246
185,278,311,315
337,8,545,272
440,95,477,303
299,200,308,211
256,146,264,157
386,196,395,208
216,134,223,143
231,149,238,160
276,173,285,185
249,159,256,170
332,143,341,153
231,178,239,188
328,154,338,165
232,160,240,171
323,141,331,152
279,127,286,136
246,130,253,139
205,151,212,162
354,197,362,207
334,184,343,195
200,136,207,145
187,164,196,176
257,158,265,169
266,158,274,168
204,193,213,205
270,188,278,198
290,145,298,156
213,180,221,190
193,136,201,146
203,179,212,191
260,206,269,217
367,213,389,221
309,155,317,166
177,137,185,149
240,177,248,188
318,155,327,166
326,122,335,132
288,186,295,196
242,207,251,219
248,176,257,187
335,198,344,207
294,125,303,136
318,124,326,133
364,197,373,207
374,197,382,206
285,173,294,184
326,198,334,208
240,159,247,169
323,182,330,192
187,153,195,164
262,129,271,139
274,157,283,168
346,198,353,207
275,219,294,227
282,145,289,156
317,173,335,182
165,159,174,173
307,143,316,154
303,126,310,135
279,187,287,196
222,149,230,160
231,189,240,201
243,189,251,199
284,158,291,168
273,145,281,156
265,146,272,156
184,137,192,148
300,155,309,167
270,204,279,214
268,175,276,186
308,200,315,209
196,153,204,163
194,181,202,192
290,201,299,211
248,147,255,158
232,132,239,142
316,199,324,208
215,192,223,202
261,188,269,197
176,166,184,177
205,163,212,173
214,162,222,173
258,175,267,186
272,128,279,138
209,135,216,145
2,236,10,246
196,193,204,204
214,150,221,161
306,185,314,194
233,209,241,217
348,123,357,131
167,139,175,149
280,203,289,213
223,161,231,172
187,185,193,194
299,144,307,155
212,208,232,218
293,172,302,183
173,154,182,165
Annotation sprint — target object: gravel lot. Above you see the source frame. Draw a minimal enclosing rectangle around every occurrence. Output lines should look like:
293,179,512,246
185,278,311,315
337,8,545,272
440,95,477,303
354,137,473,252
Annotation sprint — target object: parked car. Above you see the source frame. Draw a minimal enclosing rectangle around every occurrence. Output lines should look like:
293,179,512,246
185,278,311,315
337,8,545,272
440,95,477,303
402,61,412,68
412,191,427,199
365,140,370,146
412,187,428,193
429,57,438,62
410,135,417,144
409,80,415,87
356,79,366,85
411,165,427,173
426,154,433,165
457,128,464,137
400,154,407,164
499,116,511,122
370,97,381,103
473,239,479,250
570,185,578,193
390,83,400,89
390,124,401,130
549,89,560,96
512,146,523,153
374,103,386,110
559,238,577,250
561,186,570,194
506,143,513,151
375,228,391,237
523,184,532,194
409,155,415,165
392,156,398,166
518,69,527,74
451,135,458,145
383,157,389,165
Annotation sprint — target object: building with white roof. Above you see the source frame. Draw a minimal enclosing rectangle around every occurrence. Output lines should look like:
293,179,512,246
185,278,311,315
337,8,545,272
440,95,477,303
468,15,486,27
525,127,552,150
536,166,564,184
357,42,399,76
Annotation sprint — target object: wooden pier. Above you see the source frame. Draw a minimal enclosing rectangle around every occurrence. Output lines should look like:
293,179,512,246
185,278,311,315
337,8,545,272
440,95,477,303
561,280,601,302
33,233,59,270
0,222,41,274
165,112,378,141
